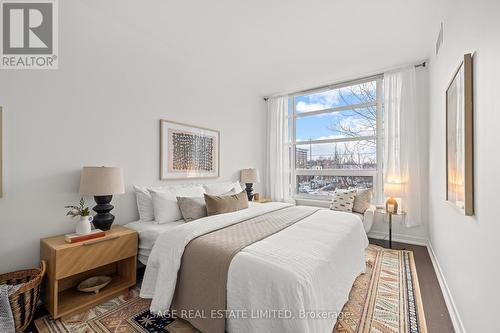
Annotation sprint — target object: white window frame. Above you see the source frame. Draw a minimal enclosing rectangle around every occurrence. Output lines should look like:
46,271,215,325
291,75,384,203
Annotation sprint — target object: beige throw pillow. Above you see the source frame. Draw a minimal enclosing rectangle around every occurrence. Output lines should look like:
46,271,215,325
330,189,357,212
177,197,207,222
352,188,373,214
204,191,249,216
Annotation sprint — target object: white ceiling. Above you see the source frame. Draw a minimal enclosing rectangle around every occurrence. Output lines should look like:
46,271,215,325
83,0,443,96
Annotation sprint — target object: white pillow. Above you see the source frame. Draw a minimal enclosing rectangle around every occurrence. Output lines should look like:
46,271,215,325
149,185,205,224
330,189,357,212
134,185,155,221
220,187,241,196
134,184,171,221
203,181,243,195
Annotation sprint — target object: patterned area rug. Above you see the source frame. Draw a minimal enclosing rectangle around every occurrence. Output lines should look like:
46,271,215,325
35,245,427,333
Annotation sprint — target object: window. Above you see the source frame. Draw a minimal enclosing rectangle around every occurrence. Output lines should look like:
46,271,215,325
291,76,383,202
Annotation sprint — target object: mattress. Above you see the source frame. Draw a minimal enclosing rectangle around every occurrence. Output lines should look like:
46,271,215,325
124,220,185,264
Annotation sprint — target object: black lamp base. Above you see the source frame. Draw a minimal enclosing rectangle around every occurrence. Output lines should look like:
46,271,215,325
92,195,115,231
245,183,254,201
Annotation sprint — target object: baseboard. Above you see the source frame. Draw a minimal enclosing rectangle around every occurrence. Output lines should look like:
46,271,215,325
427,242,466,333
367,230,428,246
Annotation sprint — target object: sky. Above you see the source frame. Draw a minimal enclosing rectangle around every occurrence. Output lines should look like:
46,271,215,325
295,109,375,142
291,81,378,163
293,81,376,112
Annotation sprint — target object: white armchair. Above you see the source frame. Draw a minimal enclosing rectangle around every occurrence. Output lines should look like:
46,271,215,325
362,205,376,233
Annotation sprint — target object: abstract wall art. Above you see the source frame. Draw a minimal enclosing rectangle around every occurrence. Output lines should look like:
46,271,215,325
160,120,220,179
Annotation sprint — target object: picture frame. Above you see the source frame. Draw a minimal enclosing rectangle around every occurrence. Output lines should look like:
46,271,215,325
160,120,220,180
446,53,473,216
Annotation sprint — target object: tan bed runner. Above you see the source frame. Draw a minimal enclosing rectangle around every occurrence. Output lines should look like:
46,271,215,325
171,206,320,333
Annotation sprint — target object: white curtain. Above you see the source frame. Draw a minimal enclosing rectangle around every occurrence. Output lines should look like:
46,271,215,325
384,67,422,227
265,96,292,202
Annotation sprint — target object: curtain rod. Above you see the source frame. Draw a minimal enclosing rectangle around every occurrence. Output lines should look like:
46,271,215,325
263,61,427,101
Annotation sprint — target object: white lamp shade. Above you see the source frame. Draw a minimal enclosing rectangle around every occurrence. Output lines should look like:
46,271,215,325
240,168,260,183
384,181,404,198
80,166,125,196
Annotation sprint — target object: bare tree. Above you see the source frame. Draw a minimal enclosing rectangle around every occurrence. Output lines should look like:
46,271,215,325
297,82,378,195
326,81,377,168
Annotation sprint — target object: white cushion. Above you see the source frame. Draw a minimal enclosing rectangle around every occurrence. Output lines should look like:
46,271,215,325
149,185,205,224
330,189,357,212
362,205,376,233
203,181,243,195
134,185,155,221
134,185,173,221
348,206,376,233
221,187,240,196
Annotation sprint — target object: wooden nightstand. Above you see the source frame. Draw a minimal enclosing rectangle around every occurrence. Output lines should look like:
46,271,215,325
40,225,138,318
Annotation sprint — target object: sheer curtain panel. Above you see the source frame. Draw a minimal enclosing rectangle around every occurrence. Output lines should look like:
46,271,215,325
265,96,292,202
384,67,423,227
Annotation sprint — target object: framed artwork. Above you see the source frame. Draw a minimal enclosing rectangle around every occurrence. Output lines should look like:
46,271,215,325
160,120,220,179
446,53,473,216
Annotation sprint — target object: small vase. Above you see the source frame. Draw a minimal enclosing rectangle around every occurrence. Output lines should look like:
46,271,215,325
76,216,93,235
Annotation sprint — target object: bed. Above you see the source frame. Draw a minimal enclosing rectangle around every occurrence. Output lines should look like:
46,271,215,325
126,201,374,266
138,201,369,333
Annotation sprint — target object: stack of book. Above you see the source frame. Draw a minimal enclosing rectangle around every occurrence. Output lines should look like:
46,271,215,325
65,229,106,243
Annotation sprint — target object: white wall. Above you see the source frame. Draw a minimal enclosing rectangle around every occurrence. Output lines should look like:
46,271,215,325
427,1,500,332
0,2,265,272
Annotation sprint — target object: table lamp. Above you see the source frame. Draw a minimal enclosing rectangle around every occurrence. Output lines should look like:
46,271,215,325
80,166,125,230
240,168,260,201
384,181,403,214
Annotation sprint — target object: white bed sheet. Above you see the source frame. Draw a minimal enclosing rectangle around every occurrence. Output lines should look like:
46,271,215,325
141,203,368,333
227,209,367,333
124,220,185,264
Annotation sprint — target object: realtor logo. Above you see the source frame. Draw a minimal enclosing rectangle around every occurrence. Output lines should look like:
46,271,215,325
1,0,58,69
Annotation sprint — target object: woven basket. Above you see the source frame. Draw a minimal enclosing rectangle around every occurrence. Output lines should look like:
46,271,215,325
0,261,46,332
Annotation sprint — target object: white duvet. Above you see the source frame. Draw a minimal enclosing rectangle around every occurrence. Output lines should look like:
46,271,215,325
141,202,368,333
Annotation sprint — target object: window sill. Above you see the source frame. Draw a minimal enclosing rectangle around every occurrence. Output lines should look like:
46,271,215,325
294,197,330,208
294,196,384,209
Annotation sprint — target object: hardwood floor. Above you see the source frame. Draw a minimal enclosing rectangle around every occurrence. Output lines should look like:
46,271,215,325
369,238,455,333
30,241,455,333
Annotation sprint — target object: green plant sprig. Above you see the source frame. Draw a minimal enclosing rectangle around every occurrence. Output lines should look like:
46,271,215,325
65,197,91,218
